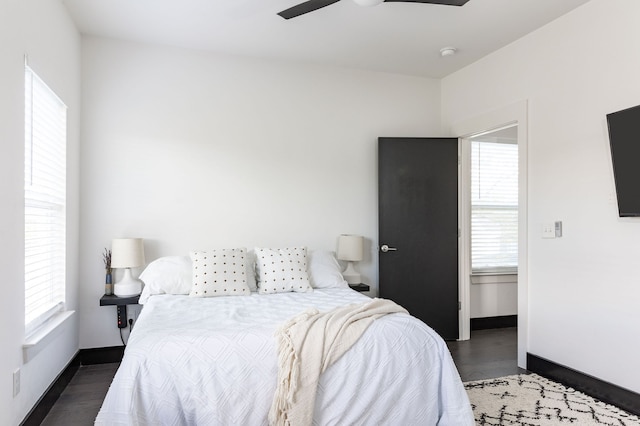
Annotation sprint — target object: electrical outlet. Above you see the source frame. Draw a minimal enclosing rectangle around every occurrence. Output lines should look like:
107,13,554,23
130,305,139,324
13,368,20,397
117,305,128,328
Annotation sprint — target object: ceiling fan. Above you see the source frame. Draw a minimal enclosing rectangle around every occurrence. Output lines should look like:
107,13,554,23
278,0,470,20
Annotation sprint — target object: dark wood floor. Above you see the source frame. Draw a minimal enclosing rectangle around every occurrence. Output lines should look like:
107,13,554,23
40,363,119,426
447,327,527,382
39,327,520,425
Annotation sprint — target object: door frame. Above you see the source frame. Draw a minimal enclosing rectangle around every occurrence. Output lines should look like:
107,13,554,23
452,100,529,369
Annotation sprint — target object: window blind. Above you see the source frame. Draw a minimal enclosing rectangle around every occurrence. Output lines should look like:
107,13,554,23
24,65,67,335
471,140,518,274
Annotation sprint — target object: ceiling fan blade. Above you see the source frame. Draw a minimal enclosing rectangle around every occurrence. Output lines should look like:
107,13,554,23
278,0,342,19
383,0,470,5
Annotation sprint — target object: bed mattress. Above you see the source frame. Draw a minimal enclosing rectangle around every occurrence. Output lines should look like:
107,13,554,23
95,288,473,425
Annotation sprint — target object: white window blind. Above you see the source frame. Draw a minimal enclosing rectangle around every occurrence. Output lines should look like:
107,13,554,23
471,140,518,274
24,65,67,335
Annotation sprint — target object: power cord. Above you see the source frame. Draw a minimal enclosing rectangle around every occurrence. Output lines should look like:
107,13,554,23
119,319,135,346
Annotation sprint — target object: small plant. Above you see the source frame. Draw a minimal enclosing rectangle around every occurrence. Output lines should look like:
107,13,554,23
103,248,112,275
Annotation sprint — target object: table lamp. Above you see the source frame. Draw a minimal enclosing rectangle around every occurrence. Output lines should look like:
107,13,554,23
337,234,364,284
111,238,145,297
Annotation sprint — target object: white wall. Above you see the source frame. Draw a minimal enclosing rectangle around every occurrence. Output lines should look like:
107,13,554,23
470,278,518,319
442,0,640,393
79,37,442,349
0,0,81,424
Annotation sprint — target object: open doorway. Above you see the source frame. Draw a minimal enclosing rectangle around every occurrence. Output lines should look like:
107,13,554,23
452,124,521,378
467,126,518,330
453,99,528,369
460,124,521,336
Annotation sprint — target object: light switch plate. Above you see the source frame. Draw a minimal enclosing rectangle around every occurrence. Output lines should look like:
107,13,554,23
542,223,555,238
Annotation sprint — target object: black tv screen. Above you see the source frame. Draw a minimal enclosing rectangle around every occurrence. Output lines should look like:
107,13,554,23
607,104,640,217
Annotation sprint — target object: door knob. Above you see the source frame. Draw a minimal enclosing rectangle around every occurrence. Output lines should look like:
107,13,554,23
380,244,397,253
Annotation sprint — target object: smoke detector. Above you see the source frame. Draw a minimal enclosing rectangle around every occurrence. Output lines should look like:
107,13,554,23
440,47,457,57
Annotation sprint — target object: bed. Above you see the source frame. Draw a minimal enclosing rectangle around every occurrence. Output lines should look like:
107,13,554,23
95,248,473,425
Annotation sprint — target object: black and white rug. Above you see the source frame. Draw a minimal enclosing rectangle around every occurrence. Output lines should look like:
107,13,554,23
465,373,640,425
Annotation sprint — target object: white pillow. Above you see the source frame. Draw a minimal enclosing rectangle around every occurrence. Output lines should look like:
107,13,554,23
255,247,312,294
189,249,251,297
308,250,349,289
139,256,192,303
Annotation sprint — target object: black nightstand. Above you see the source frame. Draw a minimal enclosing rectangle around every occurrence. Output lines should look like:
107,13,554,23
100,294,140,328
349,283,370,292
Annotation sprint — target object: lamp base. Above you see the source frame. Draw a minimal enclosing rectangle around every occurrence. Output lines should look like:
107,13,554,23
113,268,142,297
342,261,361,285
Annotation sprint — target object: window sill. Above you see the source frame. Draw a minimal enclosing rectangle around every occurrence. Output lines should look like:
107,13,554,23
471,274,517,285
23,310,75,363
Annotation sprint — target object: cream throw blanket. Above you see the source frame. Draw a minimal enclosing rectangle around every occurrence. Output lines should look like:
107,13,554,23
268,298,408,426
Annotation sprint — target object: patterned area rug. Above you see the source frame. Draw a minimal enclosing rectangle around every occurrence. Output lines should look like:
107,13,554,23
465,373,640,425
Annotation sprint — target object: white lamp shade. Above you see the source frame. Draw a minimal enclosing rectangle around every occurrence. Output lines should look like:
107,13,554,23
353,0,384,6
111,238,145,268
337,235,364,262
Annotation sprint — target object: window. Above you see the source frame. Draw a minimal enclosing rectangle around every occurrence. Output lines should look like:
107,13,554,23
24,65,67,335
470,139,518,274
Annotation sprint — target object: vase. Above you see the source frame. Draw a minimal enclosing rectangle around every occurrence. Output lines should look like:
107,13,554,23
105,272,113,296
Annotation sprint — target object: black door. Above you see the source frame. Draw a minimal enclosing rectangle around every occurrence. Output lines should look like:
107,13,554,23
378,137,459,340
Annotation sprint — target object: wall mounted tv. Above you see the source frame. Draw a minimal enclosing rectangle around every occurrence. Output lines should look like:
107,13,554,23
607,104,640,217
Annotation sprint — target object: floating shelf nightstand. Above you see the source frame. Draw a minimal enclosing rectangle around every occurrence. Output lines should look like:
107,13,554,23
349,283,370,292
100,294,140,328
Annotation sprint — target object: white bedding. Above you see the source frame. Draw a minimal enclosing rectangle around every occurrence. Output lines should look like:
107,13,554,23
96,288,473,425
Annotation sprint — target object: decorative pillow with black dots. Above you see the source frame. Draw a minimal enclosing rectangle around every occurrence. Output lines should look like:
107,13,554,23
189,248,251,297
255,247,313,294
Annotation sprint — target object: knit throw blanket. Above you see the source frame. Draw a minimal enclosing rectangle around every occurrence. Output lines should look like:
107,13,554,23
268,298,408,426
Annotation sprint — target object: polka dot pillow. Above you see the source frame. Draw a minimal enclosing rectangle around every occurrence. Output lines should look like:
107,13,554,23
255,247,313,294
189,248,251,297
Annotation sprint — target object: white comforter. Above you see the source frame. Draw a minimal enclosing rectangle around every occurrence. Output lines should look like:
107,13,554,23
96,288,473,425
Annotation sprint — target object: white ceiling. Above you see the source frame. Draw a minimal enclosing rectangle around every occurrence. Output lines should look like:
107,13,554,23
62,0,591,78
